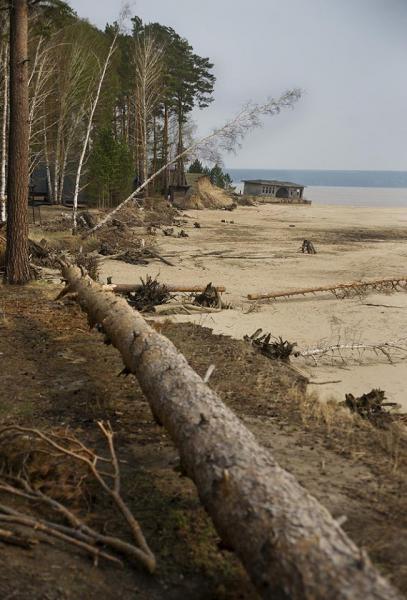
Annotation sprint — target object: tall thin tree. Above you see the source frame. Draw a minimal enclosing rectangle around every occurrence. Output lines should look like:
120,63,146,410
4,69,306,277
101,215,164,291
0,43,9,223
5,0,30,283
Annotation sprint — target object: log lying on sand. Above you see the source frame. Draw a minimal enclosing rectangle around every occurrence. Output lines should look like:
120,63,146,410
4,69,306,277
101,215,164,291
105,283,226,294
248,276,407,301
60,262,401,600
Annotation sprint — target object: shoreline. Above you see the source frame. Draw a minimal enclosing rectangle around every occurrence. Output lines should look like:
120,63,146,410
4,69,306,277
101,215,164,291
232,183,407,207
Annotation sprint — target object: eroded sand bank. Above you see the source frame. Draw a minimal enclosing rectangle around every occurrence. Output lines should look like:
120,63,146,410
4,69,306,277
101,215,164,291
100,204,407,411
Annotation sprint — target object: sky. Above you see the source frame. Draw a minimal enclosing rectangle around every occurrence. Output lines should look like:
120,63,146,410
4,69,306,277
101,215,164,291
68,0,407,171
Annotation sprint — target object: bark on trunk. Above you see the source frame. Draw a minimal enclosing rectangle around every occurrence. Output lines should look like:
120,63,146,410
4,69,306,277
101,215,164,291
72,32,117,233
60,262,401,600
161,103,168,194
5,0,30,284
176,100,185,187
0,44,8,223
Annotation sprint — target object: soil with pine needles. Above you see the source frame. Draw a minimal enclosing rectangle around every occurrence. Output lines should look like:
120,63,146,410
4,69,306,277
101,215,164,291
0,282,406,599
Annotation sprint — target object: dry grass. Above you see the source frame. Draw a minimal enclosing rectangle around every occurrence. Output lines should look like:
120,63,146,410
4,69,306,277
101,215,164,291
296,389,406,470
175,177,234,210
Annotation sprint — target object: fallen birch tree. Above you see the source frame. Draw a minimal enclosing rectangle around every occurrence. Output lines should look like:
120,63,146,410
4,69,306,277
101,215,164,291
85,89,302,236
58,261,401,600
248,276,407,301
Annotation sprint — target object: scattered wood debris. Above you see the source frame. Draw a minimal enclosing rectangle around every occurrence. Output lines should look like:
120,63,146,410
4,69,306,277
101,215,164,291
193,282,222,309
244,329,297,361
342,389,399,428
0,424,155,571
301,239,317,254
126,276,170,312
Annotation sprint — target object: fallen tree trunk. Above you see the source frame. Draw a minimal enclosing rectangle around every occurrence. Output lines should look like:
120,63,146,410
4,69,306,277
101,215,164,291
105,283,226,294
248,276,407,301
60,262,401,600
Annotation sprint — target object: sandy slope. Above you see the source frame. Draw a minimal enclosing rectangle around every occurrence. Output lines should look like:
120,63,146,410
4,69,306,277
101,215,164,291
100,204,407,411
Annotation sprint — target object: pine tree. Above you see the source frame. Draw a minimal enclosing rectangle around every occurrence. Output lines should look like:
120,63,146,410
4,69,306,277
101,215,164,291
5,0,30,284
188,158,204,173
88,127,133,207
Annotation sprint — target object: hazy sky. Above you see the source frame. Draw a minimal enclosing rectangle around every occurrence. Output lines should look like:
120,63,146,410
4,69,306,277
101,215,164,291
68,0,407,170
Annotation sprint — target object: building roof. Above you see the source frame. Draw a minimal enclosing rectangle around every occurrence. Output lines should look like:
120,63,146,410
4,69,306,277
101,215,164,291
242,179,305,188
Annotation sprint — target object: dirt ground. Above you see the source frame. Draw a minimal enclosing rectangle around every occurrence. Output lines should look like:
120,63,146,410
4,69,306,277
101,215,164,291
0,282,406,598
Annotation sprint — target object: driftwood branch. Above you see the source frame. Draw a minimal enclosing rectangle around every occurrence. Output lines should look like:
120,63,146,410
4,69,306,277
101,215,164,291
58,261,401,600
248,276,407,301
298,339,407,365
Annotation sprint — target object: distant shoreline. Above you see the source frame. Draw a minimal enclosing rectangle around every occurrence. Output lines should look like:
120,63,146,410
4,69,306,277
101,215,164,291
228,168,407,189
232,182,407,207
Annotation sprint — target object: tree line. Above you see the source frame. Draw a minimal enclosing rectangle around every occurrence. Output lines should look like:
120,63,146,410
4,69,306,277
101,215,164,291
0,0,216,217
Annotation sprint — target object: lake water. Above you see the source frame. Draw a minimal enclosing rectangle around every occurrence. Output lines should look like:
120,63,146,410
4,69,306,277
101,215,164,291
229,169,407,207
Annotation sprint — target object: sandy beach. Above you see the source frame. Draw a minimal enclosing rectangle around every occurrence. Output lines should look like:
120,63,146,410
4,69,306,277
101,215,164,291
100,203,407,411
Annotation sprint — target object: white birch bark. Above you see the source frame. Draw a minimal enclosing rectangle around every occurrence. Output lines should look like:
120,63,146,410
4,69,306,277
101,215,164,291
71,32,118,232
133,34,163,189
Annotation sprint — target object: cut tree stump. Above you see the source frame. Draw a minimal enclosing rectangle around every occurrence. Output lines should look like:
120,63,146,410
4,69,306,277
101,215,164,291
59,262,401,600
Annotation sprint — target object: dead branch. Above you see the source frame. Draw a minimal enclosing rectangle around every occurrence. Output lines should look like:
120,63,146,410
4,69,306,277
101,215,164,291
248,276,407,301
153,303,223,315
0,526,38,549
0,424,155,572
57,261,402,600
298,339,407,365
105,283,226,294
0,505,121,566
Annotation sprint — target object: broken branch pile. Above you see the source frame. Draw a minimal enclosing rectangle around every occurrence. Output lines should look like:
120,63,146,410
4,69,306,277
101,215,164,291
58,261,401,599
342,389,398,428
0,423,155,571
244,329,297,361
126,276,170,312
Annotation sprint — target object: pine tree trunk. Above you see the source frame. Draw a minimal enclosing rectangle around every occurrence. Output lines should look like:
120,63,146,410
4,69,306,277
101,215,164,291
161,103,168,194
0,44,8,223
5,0,30,284
176,100,185,186
60,262,402,600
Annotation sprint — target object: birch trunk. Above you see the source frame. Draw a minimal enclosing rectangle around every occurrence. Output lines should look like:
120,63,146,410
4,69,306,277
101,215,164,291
60,262,401,600
72,33,117,233
0,44,8,223
43,119,53,204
